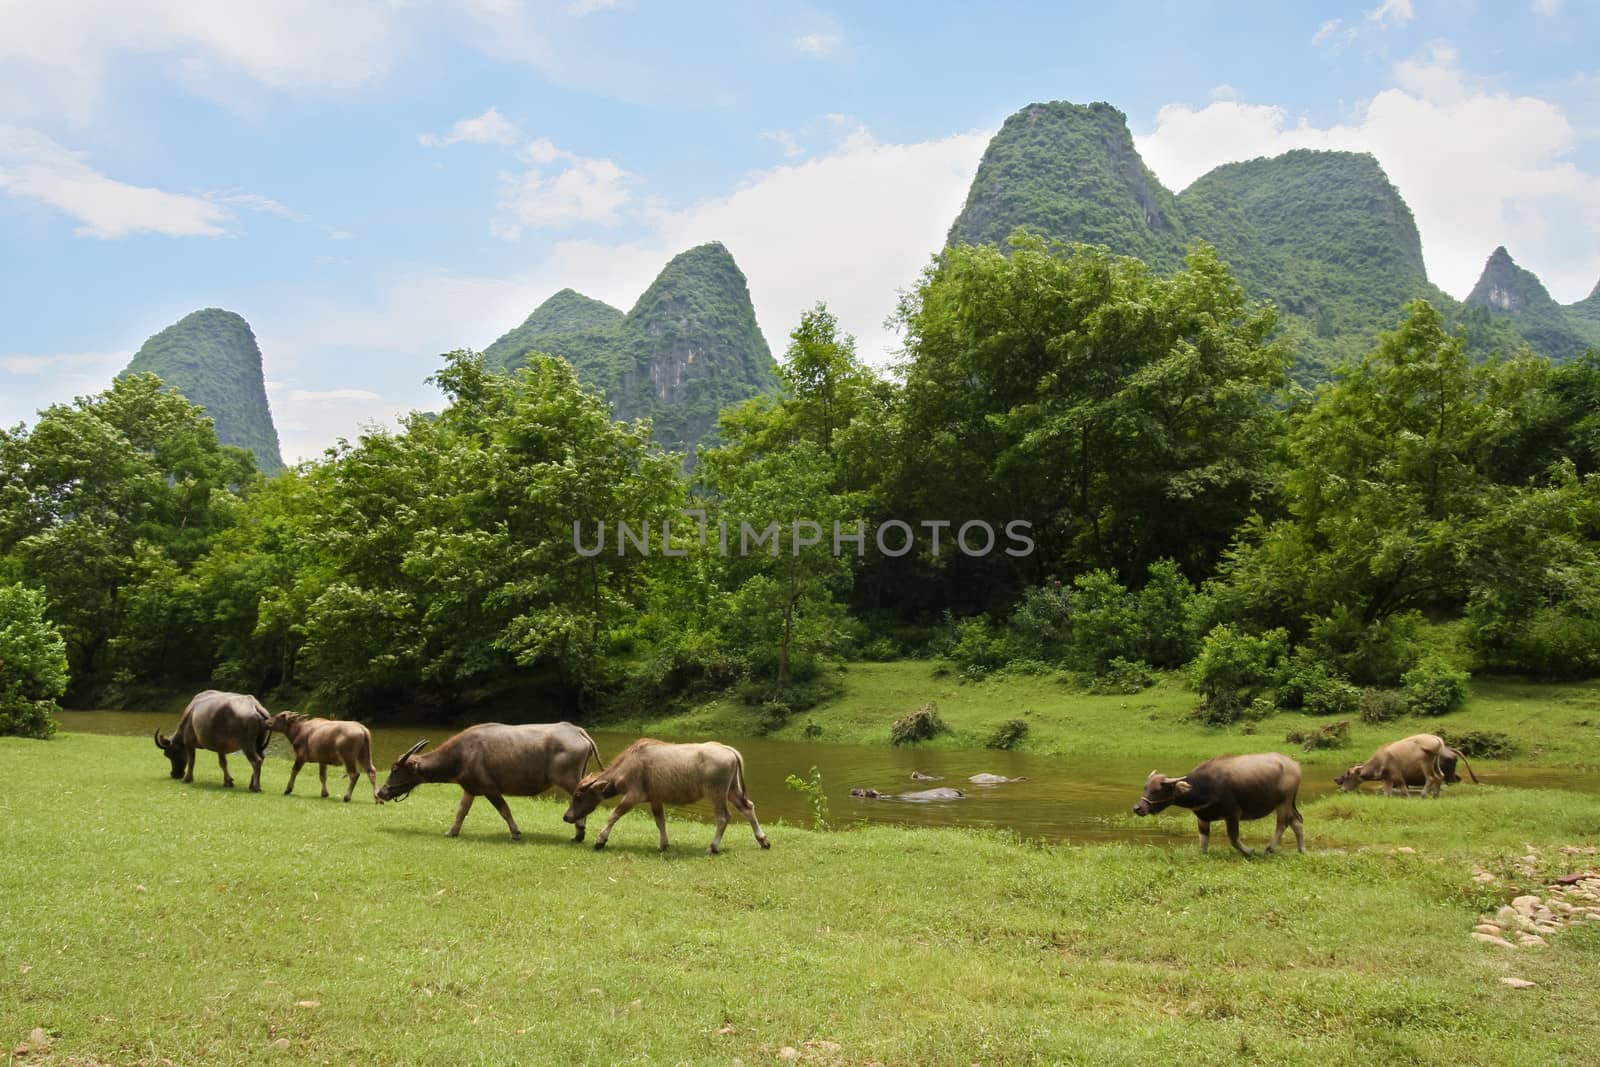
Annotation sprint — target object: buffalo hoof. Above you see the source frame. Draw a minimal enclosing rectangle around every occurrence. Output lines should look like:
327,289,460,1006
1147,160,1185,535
223,780,235,788
283,787,293,796
759,837,771,850
444,829,460,838
248,784,260,793
509,833,522,842
572,831,586,843
343,796,351,803
707,845,719,855
321,791,329,799
593,840,606,851
182,775,193,784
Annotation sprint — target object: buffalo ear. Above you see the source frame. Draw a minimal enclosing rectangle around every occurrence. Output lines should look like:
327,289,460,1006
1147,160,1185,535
596,778,618,798
1174,779,1193,796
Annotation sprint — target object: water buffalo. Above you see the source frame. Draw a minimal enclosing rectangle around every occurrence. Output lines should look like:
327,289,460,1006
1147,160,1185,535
375,722,602,841
910,770,943,781
968,773,1026,784
1132,753,1305,857
851,786,964,800
154,690,273,791
1336,733,1475,797
268,711,378,803
563,739,770,854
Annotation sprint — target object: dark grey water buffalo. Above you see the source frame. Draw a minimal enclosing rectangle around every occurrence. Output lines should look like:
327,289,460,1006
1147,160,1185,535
1336,733,1475,797
375,722,601,841
851,786,964,800
564,739,770,854
154,690,273,791
910,770,943,781
1133,753,1305,857
268,712,378,803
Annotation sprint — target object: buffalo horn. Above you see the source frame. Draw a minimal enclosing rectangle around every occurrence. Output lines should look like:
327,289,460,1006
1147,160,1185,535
154,729,167,749
401,739,429,760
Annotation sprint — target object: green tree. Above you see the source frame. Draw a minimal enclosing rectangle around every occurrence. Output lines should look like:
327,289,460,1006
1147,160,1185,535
0,583,69,738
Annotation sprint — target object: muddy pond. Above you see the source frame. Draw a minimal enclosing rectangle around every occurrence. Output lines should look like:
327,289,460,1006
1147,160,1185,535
59,710,1600,846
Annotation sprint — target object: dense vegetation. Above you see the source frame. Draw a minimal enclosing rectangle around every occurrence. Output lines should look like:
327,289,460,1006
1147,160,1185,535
484,242,779,453
948,100,1597,382
121,308,285,473
1464,246,1600,362
1,234,1596,732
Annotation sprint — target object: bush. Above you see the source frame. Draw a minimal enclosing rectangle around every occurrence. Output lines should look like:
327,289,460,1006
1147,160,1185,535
1087,657,1154,695
0,584,68,739
1278,653,1359,716
890,702,948,745
858,636,900,662
937,614,1008,675
1305,607,1422,687
985,718,1030,750
1401,657,1470,716
1285,720,1351,751
1443,730,1515,759
1358,687,1407,725
801,719,824,739
1189,624,1289,721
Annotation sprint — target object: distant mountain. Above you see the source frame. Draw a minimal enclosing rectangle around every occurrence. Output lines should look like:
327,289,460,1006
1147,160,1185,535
948,100,1589,375
1463,247,1600,361
121,309,284,473
486,242,778,453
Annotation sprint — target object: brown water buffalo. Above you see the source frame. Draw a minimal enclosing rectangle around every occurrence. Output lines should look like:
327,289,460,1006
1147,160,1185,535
375,723,602,841
1336,733,1475,797
268,712,378,803
1132,753,1305,857
563,739,770,854
154,690,273,791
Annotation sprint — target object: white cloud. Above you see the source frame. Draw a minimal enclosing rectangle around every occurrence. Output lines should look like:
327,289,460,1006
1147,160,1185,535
492,147,635,237
567,0,620,14
1135,43,1600,301
1313,18,1357,49
761,130,805,158
1366,0,1415,27
0,125,229,237
1532,0,1562,13
418,106,519,148
289,388,382,403
792,33,839,57
0,350,130,428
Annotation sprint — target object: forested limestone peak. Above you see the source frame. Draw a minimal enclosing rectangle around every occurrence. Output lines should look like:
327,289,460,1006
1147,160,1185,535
120,308,284,474
483,289,624,371
1465,246,1559,314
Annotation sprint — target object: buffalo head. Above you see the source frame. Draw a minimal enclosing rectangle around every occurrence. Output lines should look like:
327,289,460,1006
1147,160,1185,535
375,740,430,804
154,729,185,779
1132,770,1190,816
563,773,617,824
266,711,303,733
1334,764,1366,791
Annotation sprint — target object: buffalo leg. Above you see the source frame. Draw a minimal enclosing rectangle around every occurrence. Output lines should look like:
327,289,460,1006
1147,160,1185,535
446,792,476,836
183,746,197,784
217,751,234,788
732,790,771,849
342,761,359,803
318,764,329,798
1196,818,1211,853
1225,815,1254,858
652,802,670,852
708,795,730,854
1290,809,1306,853
484,793,522,840
284,759,306,796
365,764,379,803
593,800,636,850
246,752,263,792
1266,810,1290,854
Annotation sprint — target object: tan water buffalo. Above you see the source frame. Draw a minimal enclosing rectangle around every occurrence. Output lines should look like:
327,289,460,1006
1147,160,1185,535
268,712,378,803
1132,752,1305,857
154,690,273,791
563,739,770,854
375,723,602,841
1336,733,1475,798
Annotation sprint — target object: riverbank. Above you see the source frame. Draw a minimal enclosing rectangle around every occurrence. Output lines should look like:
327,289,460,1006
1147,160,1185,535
3,733,1600,1064
600,660,1600,767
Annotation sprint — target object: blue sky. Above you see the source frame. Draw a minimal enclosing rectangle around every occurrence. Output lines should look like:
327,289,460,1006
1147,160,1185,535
2,0,1597,461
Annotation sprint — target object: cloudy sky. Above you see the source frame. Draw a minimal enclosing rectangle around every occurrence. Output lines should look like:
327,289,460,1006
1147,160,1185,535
2,0,1597,461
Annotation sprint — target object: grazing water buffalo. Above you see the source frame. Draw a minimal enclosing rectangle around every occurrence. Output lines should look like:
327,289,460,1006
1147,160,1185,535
268,712,378,803
154,690,273,791
376,723,602,841
1336,733,1475,798
1133,753,1305,857
564,739,770,854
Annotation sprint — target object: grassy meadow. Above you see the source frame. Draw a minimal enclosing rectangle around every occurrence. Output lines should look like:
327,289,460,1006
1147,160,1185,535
602,659,1600,768
3,730,1600,1065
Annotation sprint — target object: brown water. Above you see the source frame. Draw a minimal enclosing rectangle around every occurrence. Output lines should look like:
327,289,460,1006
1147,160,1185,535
64,709,1600,846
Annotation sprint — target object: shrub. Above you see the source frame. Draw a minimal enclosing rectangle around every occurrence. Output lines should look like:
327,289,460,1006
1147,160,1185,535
890,702,948,745
1285,720,1351,751
1401,657,1470,716
1358,688,1407,725
1133,560,1199,668
858,636,900,662
1444,730,1515,759
801,719,824,739
937,614,1008,675
1006,580,1074,663
1305,607,1422,687
783,766,829,831
1189,624,1289,722
1278,653,1359,716
0,584,68,739
985,718,1030,750
1087,657,1154,695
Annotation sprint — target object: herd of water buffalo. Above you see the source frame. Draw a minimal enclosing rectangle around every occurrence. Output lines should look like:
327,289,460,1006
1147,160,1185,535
151,690,1478,856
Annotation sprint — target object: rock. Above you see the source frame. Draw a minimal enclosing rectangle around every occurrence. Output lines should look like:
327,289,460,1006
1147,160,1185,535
1512,895,1542,916
1521,854,1539,866
1549,901,1575,915
1472,932,1517,948
718,1025,736,1036
1395,846,1417,854
1518,934,1548,947
779,1047,801,1060
1534,907,1556,922
1496,905,1520,925
294,1000,320,1009
1499,977,1537,989
26,1030,49,1047
271,1038,291,1050
1473,924,1504,936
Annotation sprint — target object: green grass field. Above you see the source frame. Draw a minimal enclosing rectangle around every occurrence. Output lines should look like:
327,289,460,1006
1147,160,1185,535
3,732,1600,1065
601,660,1600,767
